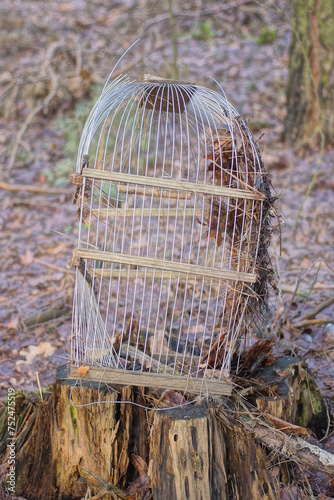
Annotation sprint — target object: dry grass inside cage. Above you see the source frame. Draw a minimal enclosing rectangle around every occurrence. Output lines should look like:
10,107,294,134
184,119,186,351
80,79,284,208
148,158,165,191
69,73,275,394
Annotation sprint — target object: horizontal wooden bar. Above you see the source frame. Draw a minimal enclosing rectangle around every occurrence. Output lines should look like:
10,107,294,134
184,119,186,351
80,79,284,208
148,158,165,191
93,208,203,218
75,248,257,283
89,268,223,282
68,364,232,396
117,184,191,199
120,345,175,375
83,169,264,201
90,269,184,279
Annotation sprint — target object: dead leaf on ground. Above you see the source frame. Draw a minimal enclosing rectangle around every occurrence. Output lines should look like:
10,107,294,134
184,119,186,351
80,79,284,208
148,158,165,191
160,389,186,407
19,250,34,266
18,341,56,364
44,243,67,255
127,453,151,497
7,317,20,331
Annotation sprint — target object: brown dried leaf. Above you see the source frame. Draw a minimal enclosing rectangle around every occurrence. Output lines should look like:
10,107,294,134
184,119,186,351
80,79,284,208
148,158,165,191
234,339,275,376
201,328,230,368
19,250,34,266
7,317,19,331
160,389,186,407
127,453,151,496
149,329,168,355
131,453,148,482
18,341,56,364
77,365,90,377
263,413,309,436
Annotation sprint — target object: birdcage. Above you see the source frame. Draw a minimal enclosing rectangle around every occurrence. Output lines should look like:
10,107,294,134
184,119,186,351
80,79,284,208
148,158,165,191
68,72,273,395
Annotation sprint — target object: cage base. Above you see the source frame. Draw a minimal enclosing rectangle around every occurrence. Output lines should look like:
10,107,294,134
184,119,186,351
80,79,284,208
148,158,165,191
68,363,232,396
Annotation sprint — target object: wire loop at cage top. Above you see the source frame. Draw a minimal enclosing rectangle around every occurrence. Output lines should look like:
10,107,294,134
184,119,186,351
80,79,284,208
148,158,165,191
70,73,270,395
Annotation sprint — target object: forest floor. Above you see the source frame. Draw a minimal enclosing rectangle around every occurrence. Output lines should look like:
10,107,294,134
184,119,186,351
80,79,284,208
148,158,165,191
0,0,334,496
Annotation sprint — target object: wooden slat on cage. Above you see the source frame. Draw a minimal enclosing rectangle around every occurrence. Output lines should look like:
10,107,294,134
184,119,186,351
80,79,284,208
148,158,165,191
69,72,274,395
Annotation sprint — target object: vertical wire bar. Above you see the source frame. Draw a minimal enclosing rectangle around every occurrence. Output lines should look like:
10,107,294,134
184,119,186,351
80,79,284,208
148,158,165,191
133,86,163,371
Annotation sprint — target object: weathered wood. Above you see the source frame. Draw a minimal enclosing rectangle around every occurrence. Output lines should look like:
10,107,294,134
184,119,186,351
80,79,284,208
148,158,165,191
82,168,264,200
241,415,334,477
0,357,330,499
149,404,278,500
223,418,277,499
255,357,328,438
94,207,203,217
149,405,228,500
0,394,53,499
51,374,133,498
68,363,233,396
74,247,257,283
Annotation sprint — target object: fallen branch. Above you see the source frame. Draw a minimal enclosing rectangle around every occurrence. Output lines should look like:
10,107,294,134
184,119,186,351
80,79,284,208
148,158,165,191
23,304,71,328
253,422,334,476
262,412,308,436
34,257,72,275
7,42,61,174
299,296,334,321
0,181,71,195
80,465,135,500
219,408,334,477
294,318,334,328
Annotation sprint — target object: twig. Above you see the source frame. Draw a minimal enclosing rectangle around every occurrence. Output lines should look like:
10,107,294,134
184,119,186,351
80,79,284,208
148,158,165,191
219,408,334,476
23,304,71,328
7,104,43,175
90,489,116,500
314,284,334,290
34,257,72,275
80,465,134,500
254,421,334,475
294,318,334,329
168,0,178,79
299,296,334,321
281,259,322,325
292,109,325,240
7,41,62,175
0,181,71,195
262,412,308,436
35,372,43,401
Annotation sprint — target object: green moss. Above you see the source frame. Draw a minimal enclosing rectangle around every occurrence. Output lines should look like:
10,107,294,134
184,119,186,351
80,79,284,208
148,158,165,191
246,83,257,91
296,376,326,433
256,28,277,45
192,20,214,41
48,87,102,186
70,405,78,428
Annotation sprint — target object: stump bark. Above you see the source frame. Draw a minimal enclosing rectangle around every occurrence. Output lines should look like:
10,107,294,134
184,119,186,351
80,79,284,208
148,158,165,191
0,359,329,499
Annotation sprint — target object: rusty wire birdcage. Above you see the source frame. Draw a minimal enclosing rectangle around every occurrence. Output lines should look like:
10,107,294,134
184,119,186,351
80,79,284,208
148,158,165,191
69,71,274,395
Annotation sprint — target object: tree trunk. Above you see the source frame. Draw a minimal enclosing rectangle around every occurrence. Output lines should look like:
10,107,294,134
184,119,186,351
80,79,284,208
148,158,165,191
284,0,334,146
0,359,329,499
149,404,277,500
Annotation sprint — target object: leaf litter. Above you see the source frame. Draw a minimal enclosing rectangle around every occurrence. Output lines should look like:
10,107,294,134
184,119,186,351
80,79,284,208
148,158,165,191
0,1,333,496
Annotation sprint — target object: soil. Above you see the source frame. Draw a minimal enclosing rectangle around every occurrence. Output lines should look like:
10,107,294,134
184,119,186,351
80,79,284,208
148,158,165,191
0,0,334,495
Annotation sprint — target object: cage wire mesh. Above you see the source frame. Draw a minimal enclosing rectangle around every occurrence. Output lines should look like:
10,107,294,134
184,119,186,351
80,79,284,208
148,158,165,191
69,72,274,394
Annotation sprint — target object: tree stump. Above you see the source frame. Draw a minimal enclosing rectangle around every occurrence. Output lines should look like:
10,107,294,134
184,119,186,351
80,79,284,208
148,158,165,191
255,357,328,437
0,359,329,499
149,404,276,499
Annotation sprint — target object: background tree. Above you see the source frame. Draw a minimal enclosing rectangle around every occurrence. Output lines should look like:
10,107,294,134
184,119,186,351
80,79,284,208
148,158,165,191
284,0,334,147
